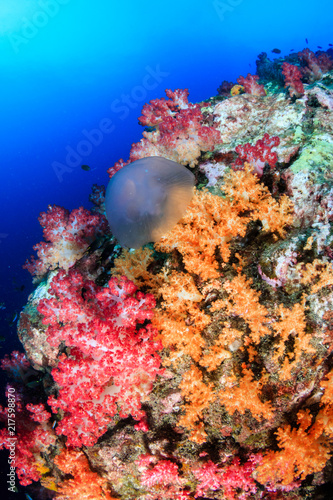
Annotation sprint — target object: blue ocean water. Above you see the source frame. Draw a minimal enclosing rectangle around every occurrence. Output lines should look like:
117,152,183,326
0,0,332,495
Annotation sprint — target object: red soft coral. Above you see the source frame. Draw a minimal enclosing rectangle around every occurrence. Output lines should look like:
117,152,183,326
37,269,162,447
193,460,222,497
0,388,55,486
298,48,333,81
219,455,260,500
232,133,280,177
193,456,259,499
107,158,130,179
110,89,221,170
138,88,188,127
282,62,304,97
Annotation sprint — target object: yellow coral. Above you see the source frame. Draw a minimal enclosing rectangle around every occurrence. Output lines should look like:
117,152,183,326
41,477,58,491
230,84,244,96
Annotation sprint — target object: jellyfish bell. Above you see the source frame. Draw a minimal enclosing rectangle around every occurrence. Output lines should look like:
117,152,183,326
105,156,195,248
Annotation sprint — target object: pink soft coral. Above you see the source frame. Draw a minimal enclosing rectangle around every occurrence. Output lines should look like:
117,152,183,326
193,460,222,497
138,88,189,127
23,205,107,280
37,269,162,446
237,74,266,96
140,459,181,488
193,456,259,499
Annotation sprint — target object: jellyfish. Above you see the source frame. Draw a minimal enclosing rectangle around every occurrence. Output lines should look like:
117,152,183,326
105,156,195,248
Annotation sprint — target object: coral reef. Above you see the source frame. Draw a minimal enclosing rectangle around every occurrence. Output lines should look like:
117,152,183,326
109,88,221,169
23,205,107,282
37,269,161,447
237,74,266,96
282,62,305,97
216,80,234,97
1,47,333,499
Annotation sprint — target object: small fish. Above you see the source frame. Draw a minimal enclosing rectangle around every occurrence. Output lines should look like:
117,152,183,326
26,380,41,388
290,48,294,51
26,494,34,500
329,44,333,47
81,164,91,171
305,38,308,44
318,46,323,49
0,302,5,310
8,311,19,326
84,236,106,255
271,48,281,54
100,241,116,262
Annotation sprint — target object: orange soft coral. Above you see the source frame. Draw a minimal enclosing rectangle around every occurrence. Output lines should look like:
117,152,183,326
178,364,216,443
152,271,210,363
219,363,274,421
212,273,316,380
212,272,271,344
298,259,333,294
155,166,293,281
111,247,163,293
55,449,114,500
271,303,316,380
255,409,330,487
108,167,297,444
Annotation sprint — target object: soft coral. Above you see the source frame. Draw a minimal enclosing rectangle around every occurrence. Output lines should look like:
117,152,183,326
38,269,162,446
110,89,221,170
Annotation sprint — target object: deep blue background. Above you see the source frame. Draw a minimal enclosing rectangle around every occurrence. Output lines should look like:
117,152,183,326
0,0,332,494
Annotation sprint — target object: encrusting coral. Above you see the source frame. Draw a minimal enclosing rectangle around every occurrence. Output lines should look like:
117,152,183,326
1,46,333,499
